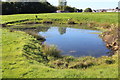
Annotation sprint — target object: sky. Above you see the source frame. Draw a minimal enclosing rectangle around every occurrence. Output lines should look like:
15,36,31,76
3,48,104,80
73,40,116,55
48,0,119,9
2,0,120,9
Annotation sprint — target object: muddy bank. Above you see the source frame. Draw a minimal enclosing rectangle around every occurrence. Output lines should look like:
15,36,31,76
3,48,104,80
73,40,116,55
101,27,120,53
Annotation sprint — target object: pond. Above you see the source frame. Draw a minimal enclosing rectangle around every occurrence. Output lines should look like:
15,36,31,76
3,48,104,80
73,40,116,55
10,24,110,57
38,26,110,57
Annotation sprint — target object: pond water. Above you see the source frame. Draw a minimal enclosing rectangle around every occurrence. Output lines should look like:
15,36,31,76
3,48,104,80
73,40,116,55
38,26,110,57
10,24,110,57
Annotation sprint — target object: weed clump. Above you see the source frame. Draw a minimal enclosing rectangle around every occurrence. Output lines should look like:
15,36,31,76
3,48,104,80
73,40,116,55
9,29,15,32
48,60,68,69
99,23,111,28
87,22,98,27
63,56,76,63
67,20,77,24
68,61,94,69
105,59,115,64
42,44,61,58
43,21,53,24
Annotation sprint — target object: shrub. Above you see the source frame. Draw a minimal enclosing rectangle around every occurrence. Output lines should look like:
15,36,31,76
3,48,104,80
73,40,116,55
67,21,76,24
105,59,115,64
63,56,75,63
42,44,61,57
2,2,57,15
84,8,92,12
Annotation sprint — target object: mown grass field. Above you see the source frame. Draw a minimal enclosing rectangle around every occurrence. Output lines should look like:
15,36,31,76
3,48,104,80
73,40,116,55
1,12,118,24
2,28,118,78
1,12,119,78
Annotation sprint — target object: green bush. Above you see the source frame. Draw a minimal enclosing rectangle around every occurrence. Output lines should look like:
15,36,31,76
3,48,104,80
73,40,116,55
2,2,57,15
67,21,76,24
84,8,92,12
42,44,61,57
105,59,115,64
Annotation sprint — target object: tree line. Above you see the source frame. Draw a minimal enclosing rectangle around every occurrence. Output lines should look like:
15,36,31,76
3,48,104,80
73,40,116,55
58,6,83,12
2,2,57,15
1,2,94,15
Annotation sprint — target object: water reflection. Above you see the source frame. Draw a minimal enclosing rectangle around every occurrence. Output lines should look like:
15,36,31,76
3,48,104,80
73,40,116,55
58,27,67,35
36,27,50,32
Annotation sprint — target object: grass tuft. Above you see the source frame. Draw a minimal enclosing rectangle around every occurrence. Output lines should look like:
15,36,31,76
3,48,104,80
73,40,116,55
42,44,61,58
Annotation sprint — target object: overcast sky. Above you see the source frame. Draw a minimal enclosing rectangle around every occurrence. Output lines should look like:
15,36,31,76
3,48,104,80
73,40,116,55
2,0,120,9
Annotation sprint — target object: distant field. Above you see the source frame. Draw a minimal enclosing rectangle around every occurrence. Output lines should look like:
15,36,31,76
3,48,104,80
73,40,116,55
1,12,118,24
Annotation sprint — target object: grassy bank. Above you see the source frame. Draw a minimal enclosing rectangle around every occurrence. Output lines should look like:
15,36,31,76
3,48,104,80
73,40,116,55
1,12,119,78
2,28,118,78
1,13,118,25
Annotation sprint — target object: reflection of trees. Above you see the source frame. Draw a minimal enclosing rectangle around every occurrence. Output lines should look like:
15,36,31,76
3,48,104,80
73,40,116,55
12,26,50,33
36,27,50,32
58,27,67,35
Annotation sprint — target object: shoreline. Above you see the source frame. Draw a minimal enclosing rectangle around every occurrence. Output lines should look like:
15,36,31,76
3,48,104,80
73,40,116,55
2,20,119,54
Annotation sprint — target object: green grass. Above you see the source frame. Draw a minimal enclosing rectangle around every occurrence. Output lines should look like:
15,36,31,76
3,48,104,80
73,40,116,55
1,12,118,25
1,12,119,78
2,28,118,78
